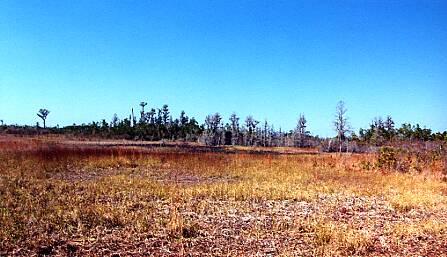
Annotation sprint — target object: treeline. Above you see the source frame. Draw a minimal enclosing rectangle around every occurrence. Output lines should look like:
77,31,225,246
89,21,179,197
356,116,447,145
61,104,203,141
1,101,446,150
202,113,316,147
58,104,319,147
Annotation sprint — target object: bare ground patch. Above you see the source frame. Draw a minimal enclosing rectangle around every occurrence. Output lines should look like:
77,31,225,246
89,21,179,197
152,169,240,185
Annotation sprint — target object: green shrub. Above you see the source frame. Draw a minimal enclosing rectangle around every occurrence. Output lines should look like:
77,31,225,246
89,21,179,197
377,147,397,170
376,147,409,172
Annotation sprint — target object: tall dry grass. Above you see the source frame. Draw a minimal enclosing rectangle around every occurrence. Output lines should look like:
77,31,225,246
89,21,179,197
0,136,446,255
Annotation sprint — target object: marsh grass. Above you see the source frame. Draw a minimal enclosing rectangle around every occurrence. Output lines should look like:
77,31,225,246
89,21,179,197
0,136,446,255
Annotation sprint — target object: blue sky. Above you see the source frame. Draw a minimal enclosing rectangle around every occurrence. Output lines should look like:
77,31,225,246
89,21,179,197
1,0,446,137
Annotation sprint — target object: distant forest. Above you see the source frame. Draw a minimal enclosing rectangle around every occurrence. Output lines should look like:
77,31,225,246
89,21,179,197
1,101,446,152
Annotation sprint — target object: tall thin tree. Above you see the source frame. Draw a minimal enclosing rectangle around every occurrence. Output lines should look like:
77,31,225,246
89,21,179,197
294,114,309,147
229,112,240,145
333,101,350,152
244,115,259,146
204,113,223,146
37,109,50,128
140,102,147,122
131,108,136,127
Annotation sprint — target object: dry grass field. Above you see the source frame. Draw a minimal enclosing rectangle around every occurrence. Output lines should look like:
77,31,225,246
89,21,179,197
1,136,447,256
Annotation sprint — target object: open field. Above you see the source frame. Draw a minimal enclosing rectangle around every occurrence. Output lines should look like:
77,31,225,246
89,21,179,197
1,136,447,256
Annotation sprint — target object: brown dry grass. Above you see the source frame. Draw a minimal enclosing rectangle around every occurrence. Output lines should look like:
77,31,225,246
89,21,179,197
1,135,446,256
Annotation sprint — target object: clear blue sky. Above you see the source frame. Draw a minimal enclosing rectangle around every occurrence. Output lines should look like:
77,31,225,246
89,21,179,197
1,0,446,137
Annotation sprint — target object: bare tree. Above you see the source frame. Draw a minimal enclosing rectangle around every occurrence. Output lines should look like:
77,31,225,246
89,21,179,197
229,112,240,145
333,101,350,152
244,115,259,146
131,108,136,127
262,119,269,147
204,113,223,146
37,109,50,128
294,114,309,147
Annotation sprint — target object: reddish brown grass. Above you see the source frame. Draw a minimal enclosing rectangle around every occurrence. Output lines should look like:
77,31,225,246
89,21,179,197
1,136,446,256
